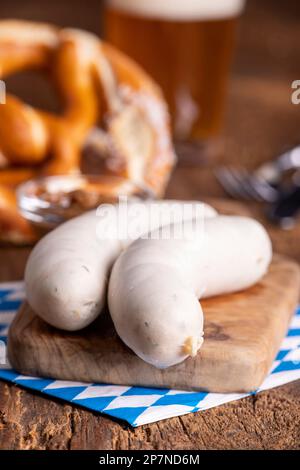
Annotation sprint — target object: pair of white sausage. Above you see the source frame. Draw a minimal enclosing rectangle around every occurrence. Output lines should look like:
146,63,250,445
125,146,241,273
25,200,217,330
25,200,272,368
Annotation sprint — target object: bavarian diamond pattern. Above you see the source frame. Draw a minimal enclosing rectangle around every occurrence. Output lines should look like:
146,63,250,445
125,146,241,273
0,282,300,427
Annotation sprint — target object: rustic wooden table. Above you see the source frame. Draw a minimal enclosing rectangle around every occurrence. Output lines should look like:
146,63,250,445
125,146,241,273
1,0,300,450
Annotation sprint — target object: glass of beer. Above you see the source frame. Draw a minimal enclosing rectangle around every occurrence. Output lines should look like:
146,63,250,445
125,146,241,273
104,0,246,163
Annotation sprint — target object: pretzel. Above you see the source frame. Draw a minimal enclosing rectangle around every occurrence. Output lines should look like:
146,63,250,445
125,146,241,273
0,20,176,243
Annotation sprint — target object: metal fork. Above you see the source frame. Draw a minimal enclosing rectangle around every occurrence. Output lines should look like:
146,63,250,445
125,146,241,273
215,166,278,202
215,145,300,203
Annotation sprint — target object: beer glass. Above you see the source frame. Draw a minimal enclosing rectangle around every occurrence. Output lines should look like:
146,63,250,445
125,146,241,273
104,0,245,162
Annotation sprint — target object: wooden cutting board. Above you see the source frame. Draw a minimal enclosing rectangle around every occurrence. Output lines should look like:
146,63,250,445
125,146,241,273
8,254,300,393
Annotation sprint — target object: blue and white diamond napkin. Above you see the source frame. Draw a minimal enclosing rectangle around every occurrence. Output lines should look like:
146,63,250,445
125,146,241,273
0,282,300,427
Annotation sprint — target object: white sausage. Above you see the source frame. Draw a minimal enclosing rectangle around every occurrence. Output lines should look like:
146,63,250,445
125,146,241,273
108,216,272,368
25,200,217,330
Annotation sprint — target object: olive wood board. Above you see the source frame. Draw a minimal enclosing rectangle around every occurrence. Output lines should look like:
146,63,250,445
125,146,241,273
8,255,300,393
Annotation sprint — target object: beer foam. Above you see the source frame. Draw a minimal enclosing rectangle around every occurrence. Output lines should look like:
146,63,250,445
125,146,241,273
107,0,246,21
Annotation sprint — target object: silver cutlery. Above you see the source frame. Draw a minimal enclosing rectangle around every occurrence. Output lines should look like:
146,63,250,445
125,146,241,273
215,145,300,228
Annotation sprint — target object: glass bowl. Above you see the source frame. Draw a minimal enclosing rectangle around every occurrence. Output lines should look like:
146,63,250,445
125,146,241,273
17,174,154,232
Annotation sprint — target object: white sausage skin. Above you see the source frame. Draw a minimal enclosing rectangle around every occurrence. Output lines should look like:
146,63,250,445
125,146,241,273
108,216,272,368
25,200,217,330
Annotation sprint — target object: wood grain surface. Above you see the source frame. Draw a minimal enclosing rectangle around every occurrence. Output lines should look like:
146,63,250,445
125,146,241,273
8,256,300,393
1,0,300,450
